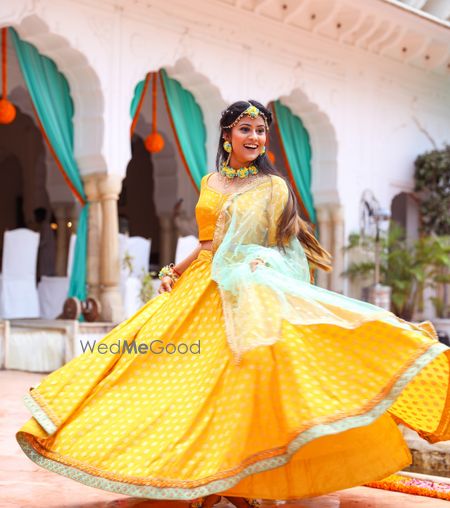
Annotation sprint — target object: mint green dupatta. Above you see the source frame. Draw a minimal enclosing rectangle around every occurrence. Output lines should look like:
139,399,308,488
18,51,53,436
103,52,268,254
211,175,421,363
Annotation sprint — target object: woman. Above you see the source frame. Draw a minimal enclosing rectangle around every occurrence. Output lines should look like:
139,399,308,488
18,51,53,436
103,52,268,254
17,100,450,508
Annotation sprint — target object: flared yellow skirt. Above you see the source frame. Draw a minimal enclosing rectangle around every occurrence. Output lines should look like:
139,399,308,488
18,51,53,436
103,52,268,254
17,250,450,501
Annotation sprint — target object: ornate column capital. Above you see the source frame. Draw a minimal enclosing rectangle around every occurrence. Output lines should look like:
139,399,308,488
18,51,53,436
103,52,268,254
315,205,332,223
98,173,123,201
82,173,103,203
329,204,344,223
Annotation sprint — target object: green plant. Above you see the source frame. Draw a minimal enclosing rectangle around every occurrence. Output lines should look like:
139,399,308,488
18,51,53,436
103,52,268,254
343,225,450,320
121,252,157,304
414,144,450,318
139,271,157,304
122,251,134,276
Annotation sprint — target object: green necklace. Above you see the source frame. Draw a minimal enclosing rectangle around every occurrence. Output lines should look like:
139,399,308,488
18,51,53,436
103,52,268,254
219,161,259,179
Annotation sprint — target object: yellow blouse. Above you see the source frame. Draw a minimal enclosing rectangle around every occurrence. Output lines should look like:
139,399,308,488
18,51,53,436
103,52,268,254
195,173,229,242
195,172,289,243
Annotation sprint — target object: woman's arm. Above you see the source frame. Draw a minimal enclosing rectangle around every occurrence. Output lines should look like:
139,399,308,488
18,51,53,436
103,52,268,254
158,243,202,293
160,177,207,292
173,243,202,275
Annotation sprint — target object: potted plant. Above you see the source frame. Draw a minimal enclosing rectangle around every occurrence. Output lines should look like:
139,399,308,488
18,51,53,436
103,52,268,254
343,225,450,321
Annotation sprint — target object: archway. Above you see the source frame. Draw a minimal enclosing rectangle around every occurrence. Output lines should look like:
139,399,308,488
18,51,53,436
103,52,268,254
273,89,341,291
277,88,339,208
0,19,96,315
162,58,226,172
268,100,316,225
1,7,128,321
4,14,105,174
125,63,226,271
125,71,193,271
119,129,160,269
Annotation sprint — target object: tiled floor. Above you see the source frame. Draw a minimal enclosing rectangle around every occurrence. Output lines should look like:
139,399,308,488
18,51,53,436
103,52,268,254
1,370,448,507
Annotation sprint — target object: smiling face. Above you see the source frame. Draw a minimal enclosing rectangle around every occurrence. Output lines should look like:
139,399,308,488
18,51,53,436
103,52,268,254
224,115,267,168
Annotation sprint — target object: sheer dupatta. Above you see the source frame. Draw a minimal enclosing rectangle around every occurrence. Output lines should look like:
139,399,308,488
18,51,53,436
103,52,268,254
211,175,432,364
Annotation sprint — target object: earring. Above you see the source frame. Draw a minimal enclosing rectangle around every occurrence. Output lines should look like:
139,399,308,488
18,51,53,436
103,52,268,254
223,141,232,153
260,146,266,156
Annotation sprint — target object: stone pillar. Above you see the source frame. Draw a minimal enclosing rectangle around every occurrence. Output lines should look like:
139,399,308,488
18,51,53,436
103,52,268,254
159,213,174,266
330,205,345,293
82,174,102,302
54,203,69,276
315,205,332,289
98,174,124,322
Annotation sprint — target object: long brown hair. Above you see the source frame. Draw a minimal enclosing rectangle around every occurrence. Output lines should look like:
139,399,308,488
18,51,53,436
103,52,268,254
277,185,332,272
218,100,332,273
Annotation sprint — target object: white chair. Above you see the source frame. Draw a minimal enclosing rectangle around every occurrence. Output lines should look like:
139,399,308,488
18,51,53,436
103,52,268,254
38,276,70,319
175,235,199,264
0,229,40,319
38,233,76,320
120,236,152,318
126,236,151,277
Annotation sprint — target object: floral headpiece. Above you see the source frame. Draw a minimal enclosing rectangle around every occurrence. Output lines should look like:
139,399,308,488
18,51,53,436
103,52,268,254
222,102,269,131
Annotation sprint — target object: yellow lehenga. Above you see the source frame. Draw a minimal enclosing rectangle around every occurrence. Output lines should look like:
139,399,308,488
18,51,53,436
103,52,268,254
17,173,450,503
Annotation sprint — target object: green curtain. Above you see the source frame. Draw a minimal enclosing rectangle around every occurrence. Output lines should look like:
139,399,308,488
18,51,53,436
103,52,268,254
130,78,146,119
10,28,88,302
160,69,207,189
273,100,316,225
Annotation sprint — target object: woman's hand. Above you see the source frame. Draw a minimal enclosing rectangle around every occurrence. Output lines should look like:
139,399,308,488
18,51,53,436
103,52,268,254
249,258,266,272
158,276,174,293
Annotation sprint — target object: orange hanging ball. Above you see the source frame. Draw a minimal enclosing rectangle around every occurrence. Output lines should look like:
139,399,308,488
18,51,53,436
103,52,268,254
267,150,276,164
0,98,16,124
144,131,165,153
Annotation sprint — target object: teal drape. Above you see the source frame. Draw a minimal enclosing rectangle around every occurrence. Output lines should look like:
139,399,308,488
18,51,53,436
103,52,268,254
129,70,207,189
130,78,147,119
10,28,88,302
160,69,207,190
273,100,316,225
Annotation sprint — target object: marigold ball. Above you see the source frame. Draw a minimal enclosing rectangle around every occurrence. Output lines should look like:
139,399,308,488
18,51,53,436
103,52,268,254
267,150,276,164
0,99,16,124
144,132,165,153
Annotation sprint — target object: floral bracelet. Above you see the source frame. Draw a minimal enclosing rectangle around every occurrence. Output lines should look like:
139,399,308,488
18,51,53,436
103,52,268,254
158,263,180,283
